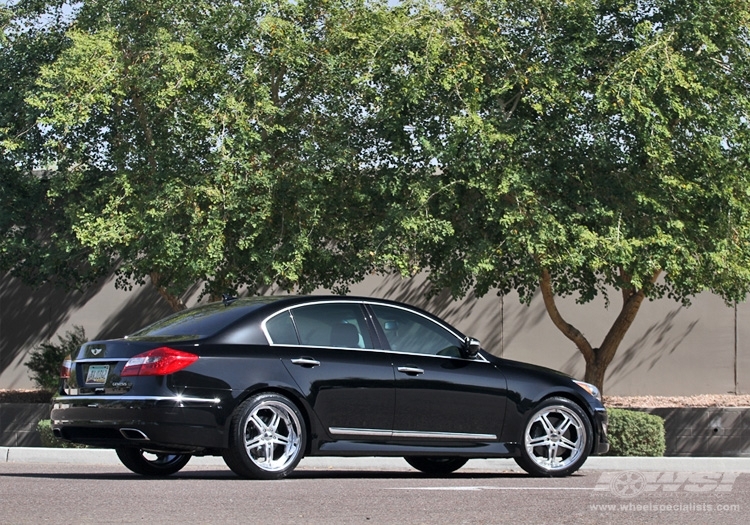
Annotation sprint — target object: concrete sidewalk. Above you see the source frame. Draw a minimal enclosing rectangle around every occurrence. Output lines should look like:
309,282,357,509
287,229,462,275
4,447,750,472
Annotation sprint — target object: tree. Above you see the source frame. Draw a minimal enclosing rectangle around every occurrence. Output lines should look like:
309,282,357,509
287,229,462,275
1,0,106,289
372,0,750,392
13,0,396,309
6,0,750,395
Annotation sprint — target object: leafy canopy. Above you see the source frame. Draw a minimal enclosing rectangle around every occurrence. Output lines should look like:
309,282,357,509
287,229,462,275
3,0,750,390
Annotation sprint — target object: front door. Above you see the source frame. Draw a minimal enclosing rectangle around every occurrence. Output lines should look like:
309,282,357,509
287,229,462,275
369,304,507,442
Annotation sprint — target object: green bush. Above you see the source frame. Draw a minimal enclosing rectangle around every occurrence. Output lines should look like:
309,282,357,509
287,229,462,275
607,408,666,456
25,326,87,391
36,420,87,448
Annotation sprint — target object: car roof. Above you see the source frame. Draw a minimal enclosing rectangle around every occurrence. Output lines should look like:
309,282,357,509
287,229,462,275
128,294,466,342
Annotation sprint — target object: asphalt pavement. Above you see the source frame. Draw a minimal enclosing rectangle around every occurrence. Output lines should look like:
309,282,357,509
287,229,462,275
4,446,750,472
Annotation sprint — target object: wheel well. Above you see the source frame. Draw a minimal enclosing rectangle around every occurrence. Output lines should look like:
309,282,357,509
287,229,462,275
537,393,598,453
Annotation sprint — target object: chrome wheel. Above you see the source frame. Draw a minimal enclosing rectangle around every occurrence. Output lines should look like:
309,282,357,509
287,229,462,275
243,399,302,471
515,397,592,477
223,393,306,479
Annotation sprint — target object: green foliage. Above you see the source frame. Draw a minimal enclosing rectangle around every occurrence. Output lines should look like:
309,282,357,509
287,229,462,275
607,408,666,457
4,0,750,392
37,419,88,448
25,326,86,391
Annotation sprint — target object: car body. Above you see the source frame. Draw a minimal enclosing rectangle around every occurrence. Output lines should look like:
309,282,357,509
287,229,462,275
51,295,608,478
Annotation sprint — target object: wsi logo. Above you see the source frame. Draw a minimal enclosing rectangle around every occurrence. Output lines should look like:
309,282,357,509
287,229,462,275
594,471,740,498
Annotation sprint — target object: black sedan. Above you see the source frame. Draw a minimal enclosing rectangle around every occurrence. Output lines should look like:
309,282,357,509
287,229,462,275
51,295,608,479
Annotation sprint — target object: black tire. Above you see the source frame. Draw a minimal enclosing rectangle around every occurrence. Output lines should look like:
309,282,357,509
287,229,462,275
404,456,468,475
115,447,191,476
514,397,593,477
222,393,306,480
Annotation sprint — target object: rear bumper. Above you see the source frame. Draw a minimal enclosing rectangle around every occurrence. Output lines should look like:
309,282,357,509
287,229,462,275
51,394,229,452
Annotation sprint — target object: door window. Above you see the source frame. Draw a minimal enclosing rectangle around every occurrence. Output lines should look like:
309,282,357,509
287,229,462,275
267,303,373,349
370,304,462,357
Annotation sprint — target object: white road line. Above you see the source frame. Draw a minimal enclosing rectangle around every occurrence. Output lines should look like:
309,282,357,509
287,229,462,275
388,486,592,491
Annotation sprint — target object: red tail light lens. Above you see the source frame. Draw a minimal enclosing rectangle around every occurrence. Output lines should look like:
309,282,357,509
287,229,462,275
60,355,72,379
121,347,198,377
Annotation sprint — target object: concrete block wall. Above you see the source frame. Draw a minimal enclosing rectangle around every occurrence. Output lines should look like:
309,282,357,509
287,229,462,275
2,272,749,395
644,408,750,457
0,404,49,447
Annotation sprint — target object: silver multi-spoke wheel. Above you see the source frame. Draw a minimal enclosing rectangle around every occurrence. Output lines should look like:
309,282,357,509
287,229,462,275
243,399,302,472
515,397,593,477
223,393,306,479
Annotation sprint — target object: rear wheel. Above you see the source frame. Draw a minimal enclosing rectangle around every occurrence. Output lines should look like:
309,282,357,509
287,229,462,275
514,397,592,477
222,393,306,480
116,448,191,476
404,456,468,475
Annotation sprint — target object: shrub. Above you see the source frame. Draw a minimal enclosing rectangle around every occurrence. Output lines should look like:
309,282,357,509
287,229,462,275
607,408,666,456
36,419,87,448
25,326,87,391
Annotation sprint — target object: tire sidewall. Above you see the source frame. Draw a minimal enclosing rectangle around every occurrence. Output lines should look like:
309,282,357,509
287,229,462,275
404,456,469,475
115,447,191,476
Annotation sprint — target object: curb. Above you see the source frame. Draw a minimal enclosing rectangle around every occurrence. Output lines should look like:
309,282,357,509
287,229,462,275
4,448,750,472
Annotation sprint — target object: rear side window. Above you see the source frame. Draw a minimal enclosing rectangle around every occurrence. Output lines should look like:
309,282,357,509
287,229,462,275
265,302,373,349
265,311,299,345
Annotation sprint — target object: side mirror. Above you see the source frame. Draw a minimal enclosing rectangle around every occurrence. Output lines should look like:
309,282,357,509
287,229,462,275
462,337,481,358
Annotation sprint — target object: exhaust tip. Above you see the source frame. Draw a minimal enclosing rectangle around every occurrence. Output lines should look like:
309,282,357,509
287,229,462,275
120,428,149,441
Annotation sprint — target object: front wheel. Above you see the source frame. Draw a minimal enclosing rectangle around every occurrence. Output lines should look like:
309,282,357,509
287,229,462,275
514,397,593,477
115,448,191,476
222,393,306,480
404,456,468,475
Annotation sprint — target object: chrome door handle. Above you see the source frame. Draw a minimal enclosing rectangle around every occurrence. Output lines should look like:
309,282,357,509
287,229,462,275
397,366,424,376
291,357,321,367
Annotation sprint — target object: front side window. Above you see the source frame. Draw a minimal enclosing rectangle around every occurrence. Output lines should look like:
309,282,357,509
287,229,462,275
370,304,463,357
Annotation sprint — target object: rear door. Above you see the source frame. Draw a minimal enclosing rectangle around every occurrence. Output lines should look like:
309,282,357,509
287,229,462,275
265,301,395,439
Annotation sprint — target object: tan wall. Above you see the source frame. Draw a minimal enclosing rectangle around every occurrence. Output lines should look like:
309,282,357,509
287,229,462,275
1,272,745,395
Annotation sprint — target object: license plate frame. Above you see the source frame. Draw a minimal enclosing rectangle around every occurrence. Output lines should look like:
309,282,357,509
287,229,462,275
85,364,110,385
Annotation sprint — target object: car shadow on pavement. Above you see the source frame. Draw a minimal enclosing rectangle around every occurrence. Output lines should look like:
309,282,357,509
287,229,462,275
0,468,569,481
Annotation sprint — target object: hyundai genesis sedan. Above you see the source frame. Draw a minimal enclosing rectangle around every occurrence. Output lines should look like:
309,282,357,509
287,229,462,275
51,295,609,479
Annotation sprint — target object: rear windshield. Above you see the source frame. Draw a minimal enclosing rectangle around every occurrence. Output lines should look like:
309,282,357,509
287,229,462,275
127,298,278,339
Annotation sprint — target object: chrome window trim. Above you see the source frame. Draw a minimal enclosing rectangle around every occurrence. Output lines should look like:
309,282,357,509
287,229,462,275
260,299,488,363
269,341,489,363
329,427,497,441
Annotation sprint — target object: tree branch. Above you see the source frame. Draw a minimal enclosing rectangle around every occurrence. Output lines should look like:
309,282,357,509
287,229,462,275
539,268,595,362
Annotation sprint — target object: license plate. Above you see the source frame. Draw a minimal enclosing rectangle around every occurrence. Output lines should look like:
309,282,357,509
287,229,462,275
85,364,110,385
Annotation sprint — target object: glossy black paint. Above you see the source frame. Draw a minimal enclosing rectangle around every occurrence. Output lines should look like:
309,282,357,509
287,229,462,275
51,295,608,464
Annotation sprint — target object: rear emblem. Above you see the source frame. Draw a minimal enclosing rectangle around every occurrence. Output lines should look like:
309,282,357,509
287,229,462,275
91,348,103,356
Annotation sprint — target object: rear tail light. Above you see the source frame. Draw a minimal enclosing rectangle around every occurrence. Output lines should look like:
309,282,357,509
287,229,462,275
121,347,198,377
60,355,72,379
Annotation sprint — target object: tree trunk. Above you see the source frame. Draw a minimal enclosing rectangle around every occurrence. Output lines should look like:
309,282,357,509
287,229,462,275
149,272,187,312
538,268,661,395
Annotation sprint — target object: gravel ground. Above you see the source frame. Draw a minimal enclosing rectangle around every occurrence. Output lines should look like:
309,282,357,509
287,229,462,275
605,394,750,408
